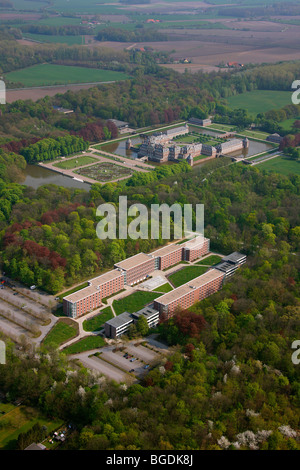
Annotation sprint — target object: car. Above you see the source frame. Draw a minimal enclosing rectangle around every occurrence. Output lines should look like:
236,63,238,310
129,369,135,373
144,364,150,369
13,292,18,296
130,358,136,362
30,285,36,290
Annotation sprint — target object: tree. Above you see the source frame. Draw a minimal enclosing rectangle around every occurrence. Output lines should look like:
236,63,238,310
136,315,149,337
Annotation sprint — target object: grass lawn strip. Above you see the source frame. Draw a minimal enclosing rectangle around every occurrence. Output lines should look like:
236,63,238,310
63,335,106,354
112,291,162,316
53,156,98,170
168,265,209,288
42,318,78,348
83,306,114,332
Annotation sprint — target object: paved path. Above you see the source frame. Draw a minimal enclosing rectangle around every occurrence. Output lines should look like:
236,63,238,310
38,148,152,185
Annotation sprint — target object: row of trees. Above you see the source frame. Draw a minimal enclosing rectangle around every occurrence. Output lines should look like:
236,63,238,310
20,135,89,163
96,27,168,43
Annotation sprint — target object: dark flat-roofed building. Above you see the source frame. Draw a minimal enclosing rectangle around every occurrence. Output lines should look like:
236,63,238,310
214,251,246,277
104,306,160,338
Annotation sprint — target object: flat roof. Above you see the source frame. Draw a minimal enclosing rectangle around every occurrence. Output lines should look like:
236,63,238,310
106,306,159,328
151,243,183,257
114,252,154,271
183,235,209,250
222,252,246,264
214,261,237,273
64,269,123,303
106,311,133,328
155,269,224,306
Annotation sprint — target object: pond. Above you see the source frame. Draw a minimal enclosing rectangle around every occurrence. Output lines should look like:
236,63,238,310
19,164,91,191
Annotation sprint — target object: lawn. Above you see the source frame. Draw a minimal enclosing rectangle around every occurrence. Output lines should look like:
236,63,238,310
153,283,173,293
279,118,300,131
0,405,63,450
112,291,162,316
75,161,133,182
83,306,114,332
208,123,237,132
239,130,270,140
63,335,106,354
196,255,223,266
54,156,98,170
256,155,300,176
168,265,208,288
42,319,78,348
5,64,130,88
227,90,292,117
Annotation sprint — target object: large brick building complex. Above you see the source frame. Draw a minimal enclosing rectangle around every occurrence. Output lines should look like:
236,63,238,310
63,236,212,318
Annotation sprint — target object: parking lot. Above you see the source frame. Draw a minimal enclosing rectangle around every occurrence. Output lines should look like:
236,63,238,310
73,337,167,383
0,279,58,344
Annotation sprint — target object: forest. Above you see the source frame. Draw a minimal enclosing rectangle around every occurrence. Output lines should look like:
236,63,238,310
0,158,299,449
0,48,299,450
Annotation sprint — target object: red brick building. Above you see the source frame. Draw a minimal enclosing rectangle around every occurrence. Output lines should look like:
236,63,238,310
183,236,210,262
154,269,224,319
151,244,184,271
114,253,156,286
63,269,124,318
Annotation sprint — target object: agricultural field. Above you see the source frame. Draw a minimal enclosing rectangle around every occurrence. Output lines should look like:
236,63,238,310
5,64,130,88
74,161,134,182
54,156,98,170
226,90,293,117
255,155,300,176
112,291,162,316
22,33,84,45
168,265,209,288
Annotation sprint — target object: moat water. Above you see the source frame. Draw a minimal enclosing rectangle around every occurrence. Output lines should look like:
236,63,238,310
19,126,274,189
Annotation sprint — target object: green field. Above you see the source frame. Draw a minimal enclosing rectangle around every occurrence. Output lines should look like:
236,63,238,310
63,335,106,354
54,156,98,170
227,90,293,117
279,118,300,131
112,291,162,316
6,64,130,88
22,33,84,45
168,265,208,288
42,319,78,348
196,255,223,266
83,306,114,332
256,155,300,176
